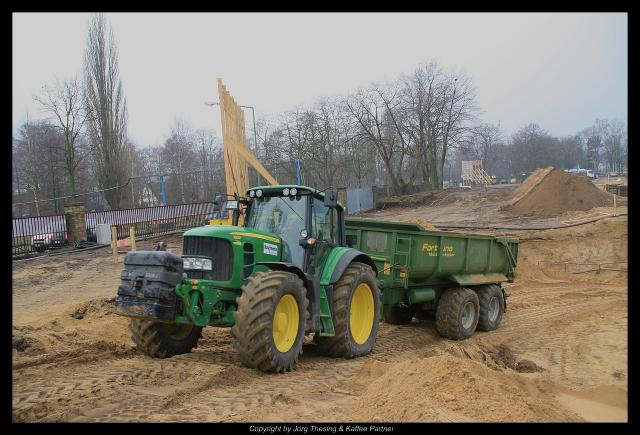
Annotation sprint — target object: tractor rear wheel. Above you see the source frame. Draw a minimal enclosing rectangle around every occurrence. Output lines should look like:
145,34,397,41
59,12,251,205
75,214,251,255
383,305,414,324
316,262,380,358
435,287,479,340
231,271,308,373
129,319,202,358
476,284,505,331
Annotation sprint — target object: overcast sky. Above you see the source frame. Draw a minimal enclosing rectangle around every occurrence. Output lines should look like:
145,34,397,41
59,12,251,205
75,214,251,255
13,13,627,148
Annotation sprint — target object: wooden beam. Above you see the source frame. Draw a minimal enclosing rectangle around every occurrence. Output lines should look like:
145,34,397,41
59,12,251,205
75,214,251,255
217,79,278,196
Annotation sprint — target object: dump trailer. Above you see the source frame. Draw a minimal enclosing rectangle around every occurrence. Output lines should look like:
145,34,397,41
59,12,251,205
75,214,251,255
345,218,518,338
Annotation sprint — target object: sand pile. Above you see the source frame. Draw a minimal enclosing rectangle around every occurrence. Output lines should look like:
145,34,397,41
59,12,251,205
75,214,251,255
353,355,582,422
402,217,438,231
503,168,614,217
507,167,555,206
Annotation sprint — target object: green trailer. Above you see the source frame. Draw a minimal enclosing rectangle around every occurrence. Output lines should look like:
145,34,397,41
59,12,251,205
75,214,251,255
345,218,518,338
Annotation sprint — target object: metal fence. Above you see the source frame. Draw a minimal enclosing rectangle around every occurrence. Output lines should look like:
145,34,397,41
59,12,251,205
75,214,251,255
12,214,68,258
537,260,628,274
346,186,374,214
12,202,215,259
85,202,215,241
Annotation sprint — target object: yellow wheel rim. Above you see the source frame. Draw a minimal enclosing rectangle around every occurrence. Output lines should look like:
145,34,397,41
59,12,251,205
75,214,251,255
272,294,300,353
349,283,375,345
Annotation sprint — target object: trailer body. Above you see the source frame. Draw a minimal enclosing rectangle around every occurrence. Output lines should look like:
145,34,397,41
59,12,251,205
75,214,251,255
344,218,518,316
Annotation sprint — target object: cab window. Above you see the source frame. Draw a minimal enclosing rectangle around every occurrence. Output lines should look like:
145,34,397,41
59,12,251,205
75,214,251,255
312,197,338,244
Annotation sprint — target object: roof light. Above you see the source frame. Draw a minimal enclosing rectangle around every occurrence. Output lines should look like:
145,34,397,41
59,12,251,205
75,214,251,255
283,188,290,196
249,190,255,198
256,189,263,197
290,187,297,196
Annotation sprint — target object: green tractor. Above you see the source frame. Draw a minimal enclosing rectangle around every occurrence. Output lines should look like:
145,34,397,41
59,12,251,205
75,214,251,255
114,185,380,373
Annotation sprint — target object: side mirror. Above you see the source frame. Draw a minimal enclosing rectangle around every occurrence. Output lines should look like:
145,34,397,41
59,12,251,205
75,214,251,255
324,188,338,208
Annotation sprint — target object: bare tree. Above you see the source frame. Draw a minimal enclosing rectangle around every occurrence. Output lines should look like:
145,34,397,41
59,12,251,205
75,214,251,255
34,77,88,200
468,122,504,174
83,13,129,209
436,72,477,189
13,118,65,216
345,85,419,195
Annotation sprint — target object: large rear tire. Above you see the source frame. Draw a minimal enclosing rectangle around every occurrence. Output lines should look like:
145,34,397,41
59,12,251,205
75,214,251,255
476,284,505,331
435,287,479,340
129,319,202,358
231,271,308,373
316,262,381,358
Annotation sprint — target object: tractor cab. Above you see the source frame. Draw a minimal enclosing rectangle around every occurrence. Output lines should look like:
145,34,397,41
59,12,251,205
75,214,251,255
241,185,342,273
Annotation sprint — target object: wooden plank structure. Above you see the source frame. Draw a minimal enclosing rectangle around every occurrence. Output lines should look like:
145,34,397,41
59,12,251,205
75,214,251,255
461,160,493,186
217,79,278,197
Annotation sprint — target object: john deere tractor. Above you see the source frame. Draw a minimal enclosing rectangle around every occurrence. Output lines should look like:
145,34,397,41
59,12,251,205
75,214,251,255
114,185,380,373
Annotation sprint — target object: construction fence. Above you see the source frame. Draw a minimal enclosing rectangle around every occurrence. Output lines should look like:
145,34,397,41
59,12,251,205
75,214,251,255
12,202,215,259
12,187,383,259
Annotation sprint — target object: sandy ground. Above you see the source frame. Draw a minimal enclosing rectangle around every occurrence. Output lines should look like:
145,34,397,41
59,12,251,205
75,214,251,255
12,187,628,422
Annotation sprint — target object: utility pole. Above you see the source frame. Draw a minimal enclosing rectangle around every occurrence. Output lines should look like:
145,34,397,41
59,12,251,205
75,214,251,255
130,147,135,208
160,175,167,206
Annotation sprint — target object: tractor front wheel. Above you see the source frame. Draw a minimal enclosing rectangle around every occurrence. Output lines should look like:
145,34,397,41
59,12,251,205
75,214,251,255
231,271,308,373
316,262,381,358
129,319,202,358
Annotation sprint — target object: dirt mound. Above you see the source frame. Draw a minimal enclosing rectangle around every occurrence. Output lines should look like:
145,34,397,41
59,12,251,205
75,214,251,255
401,217,438,231
353,354,581,422
507,167,555,206
70,298,116,320
503,169,614,217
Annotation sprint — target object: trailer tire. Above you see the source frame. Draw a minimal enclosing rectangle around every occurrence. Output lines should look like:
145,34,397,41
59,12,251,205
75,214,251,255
435,287,479,340
316,262,380,358
383,305,414,325
129,319,202,358
231,271,308,373
476,284,504,331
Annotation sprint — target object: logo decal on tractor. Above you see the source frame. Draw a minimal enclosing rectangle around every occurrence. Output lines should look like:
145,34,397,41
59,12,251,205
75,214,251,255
263,243,278,256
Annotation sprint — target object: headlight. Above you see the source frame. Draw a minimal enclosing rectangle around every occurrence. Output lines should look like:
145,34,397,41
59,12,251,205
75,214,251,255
182,257,213,271
300,229,308,238
283,188,290,196
256,189,263,197
249,190,255,198
290,187,297,196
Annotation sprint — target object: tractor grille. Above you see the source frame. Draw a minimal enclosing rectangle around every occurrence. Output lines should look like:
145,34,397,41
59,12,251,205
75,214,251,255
182,236,233,281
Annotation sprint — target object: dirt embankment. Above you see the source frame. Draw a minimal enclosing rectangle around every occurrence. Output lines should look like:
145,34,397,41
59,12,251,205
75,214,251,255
502,168,615,217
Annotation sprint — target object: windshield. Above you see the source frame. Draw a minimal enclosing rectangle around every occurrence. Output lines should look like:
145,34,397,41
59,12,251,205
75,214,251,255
246,195,307,267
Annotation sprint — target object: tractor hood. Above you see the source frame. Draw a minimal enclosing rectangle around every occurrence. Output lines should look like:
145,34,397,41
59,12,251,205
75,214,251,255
184,225,281,249
182,225,284,283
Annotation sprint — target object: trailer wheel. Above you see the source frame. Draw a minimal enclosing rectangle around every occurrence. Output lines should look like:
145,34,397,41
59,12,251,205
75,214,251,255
129,319,202,358
435,287,479,340
316,262,380,358
383,305,414,325
476,284,505,331
231,271,308,373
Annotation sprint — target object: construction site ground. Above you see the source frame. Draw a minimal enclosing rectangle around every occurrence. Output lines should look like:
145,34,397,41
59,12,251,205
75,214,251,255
12,185,628,422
